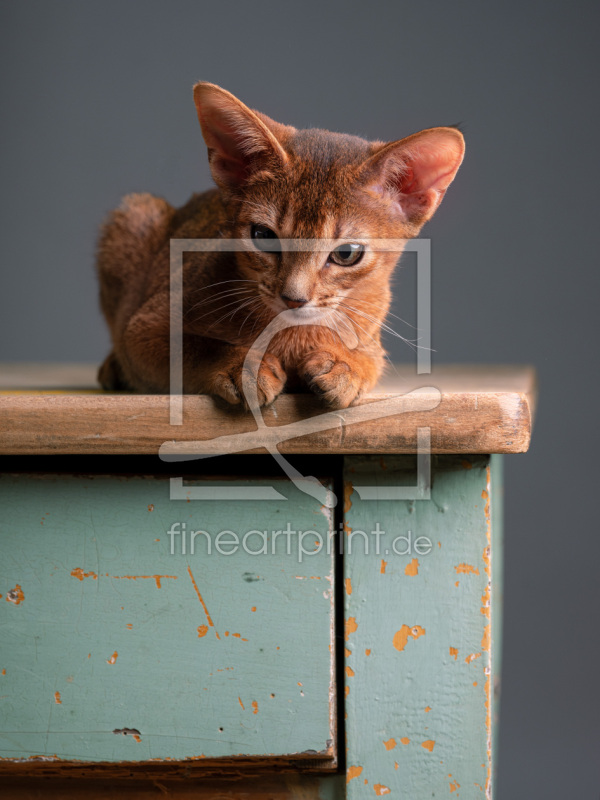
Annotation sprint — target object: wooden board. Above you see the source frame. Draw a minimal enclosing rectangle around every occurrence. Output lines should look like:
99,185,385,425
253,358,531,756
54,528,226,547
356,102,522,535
0,364,536,455
0,474,336,773
343,455,501,798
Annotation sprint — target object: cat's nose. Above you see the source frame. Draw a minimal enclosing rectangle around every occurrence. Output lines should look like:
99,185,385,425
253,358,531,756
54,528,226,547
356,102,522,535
281,294,308,309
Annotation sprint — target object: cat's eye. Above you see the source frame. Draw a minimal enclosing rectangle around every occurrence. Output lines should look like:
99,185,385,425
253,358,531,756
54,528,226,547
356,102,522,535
328,243,364,267
251,224,281,253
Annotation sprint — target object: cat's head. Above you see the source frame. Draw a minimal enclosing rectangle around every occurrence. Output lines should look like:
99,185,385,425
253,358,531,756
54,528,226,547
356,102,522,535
193,82,464,320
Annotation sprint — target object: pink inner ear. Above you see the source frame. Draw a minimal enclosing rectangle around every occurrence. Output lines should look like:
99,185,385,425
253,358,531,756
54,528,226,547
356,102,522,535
398,134,464,196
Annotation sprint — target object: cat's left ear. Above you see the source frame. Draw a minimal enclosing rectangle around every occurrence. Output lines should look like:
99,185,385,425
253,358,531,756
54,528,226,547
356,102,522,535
363,127,465,227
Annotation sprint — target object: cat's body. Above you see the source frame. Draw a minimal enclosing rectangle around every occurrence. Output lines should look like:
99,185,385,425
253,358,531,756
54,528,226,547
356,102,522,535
97,83,464,408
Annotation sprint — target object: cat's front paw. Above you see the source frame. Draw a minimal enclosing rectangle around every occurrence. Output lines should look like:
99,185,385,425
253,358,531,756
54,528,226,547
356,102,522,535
299,350,370,409
212,352,286,408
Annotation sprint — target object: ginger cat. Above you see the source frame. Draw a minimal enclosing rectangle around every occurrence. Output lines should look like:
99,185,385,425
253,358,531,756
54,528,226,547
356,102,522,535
97,82,464,408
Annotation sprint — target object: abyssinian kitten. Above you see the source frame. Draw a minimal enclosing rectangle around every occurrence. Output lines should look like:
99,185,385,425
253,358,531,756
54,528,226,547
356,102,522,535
97,82,464,409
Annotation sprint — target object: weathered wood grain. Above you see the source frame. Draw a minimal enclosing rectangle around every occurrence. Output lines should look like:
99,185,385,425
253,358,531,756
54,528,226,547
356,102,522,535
0,364,536,455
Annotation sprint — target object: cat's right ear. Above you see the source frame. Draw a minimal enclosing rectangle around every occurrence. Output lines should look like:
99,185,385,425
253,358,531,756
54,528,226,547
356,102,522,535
193,82,289,192
363,127,465,229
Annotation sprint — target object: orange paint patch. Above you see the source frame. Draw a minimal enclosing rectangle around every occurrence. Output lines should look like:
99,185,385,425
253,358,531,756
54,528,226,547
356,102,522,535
126,623,133,630
449,647,458,660
54,691,61,704
344,482,354,512
481,624,491,651
383,738,396,751
404,558,419,576
473,681,478,687
252,700,258,715
345,647,352,658
147,504,154,512
132,734,142,743
449,780,460,792
1,669,5,676
345,616,358,641
400,737,410,745
70,569,97,581
465,653,481,664
251,606,257,612
393,624,425,652
238,697,245,710
380,559,387,574
345,685,350,697
197,625,208,637
345,577,353,595
346,666,355,677
421,740,435,752
106,651,118,665
346,765,363,783
424,706,431,713
394,761,399,770
455,581,460,587
454,563,479,575
365,648,371,656
373,784,390,795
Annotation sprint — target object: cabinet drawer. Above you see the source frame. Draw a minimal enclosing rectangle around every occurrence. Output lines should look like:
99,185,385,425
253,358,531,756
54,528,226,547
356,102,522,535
0,474,336,773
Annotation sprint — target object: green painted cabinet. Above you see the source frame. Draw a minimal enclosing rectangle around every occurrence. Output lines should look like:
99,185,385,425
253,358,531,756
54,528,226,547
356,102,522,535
0,364,535,797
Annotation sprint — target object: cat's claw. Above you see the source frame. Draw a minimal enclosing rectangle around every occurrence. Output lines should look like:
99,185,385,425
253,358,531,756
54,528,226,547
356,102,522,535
212,353,286,409
300,351,365,409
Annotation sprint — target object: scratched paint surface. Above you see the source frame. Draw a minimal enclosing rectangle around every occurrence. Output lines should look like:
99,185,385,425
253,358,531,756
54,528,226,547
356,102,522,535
0,474,335,763
343,455,502,798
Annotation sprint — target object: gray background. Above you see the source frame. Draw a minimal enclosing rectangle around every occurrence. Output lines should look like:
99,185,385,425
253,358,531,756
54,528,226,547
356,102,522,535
1,1,598,796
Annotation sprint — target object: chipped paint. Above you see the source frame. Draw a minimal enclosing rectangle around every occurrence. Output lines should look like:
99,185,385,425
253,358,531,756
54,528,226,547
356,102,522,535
147,504,154,512
465,653,481,665
421,740,435,752
393,624,425,652
197,625,208,637
449,647,458,660
383,738,396,751
238,697,245,710
346,666,355,678
380,559,387,574
400,738,410,745
132,734,142,743
404,558,419,576
450,779,461,792
347,765,363,783
106,651,118,665
344,481,354,512
54,692,61,704
374,784,391,795
345,616,358,640
365,648,371,656
251,606,257,612
252,700,258,714
70,568,97,581
345,577,353,595
425,706,431,713
5,584,25,604
454,563,479,575
187,565,220,640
